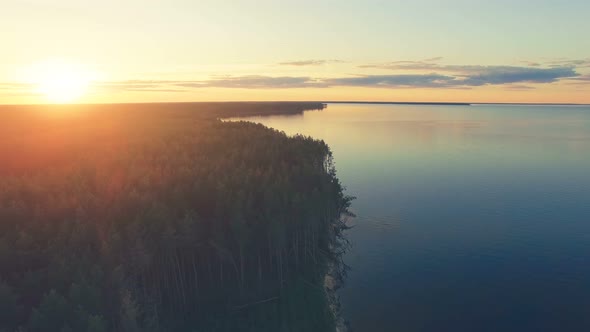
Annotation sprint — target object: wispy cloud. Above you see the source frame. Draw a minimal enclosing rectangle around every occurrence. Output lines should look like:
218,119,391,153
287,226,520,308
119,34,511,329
362,57,590,72
322,67,576,88
96,80,189,92
0,83,34,90
358,58,581,88
458,66,578,85
324,74,458,88
566,74,590,85
3,57,583,97
0,83,39,97
278,59,343,66
93,66,577,92
95,76,324,91
519,61,542,67
503,84,536,90
360,59,442,71
178,76,321,89
363,61,576,78
545,58,590,68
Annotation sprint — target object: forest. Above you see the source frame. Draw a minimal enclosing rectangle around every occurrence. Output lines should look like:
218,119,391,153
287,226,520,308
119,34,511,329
0,102,352,332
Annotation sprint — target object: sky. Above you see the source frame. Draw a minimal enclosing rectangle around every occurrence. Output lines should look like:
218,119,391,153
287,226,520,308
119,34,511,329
1,0,589,104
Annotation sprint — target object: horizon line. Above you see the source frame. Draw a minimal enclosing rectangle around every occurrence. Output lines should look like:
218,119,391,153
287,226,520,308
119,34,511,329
1,101,590,107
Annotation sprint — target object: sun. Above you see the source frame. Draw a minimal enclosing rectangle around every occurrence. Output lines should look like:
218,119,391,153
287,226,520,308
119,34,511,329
30,60,93,103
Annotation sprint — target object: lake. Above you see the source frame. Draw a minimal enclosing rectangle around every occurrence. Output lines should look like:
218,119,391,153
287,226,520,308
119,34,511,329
232,103,590,332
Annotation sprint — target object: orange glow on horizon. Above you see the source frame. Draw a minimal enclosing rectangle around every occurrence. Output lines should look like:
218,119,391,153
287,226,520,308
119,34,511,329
24,60,95,104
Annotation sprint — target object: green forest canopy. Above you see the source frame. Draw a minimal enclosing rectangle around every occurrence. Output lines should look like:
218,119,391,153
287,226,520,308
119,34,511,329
0,102,352,332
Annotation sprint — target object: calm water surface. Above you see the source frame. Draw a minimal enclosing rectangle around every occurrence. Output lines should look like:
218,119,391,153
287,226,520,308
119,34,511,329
234,104,590,332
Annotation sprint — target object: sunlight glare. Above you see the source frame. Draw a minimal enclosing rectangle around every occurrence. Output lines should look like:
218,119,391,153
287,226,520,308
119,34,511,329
29,60,93,103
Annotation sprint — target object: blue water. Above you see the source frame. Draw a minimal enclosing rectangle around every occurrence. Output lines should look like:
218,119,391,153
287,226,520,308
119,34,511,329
233,104,590,332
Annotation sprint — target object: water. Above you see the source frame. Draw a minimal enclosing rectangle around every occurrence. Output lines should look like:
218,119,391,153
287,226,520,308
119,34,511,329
231,103,590,332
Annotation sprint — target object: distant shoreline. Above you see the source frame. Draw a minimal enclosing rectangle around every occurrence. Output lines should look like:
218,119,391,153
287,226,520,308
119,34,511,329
2,101,589,107
324,101,590,106
324,101,471,106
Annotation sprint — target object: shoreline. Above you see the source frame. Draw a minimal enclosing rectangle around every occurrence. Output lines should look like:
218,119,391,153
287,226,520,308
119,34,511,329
324,212,354,332
325,262,350,332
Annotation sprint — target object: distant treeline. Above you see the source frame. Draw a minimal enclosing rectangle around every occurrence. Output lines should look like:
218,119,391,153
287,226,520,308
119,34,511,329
0,103,351,332
0,101,325,121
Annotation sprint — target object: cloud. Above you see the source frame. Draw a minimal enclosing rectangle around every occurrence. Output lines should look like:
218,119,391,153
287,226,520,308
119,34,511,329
122,88,188,93
458,66,578,85
359,59,580,87
0,83,40,97
360,59,442,71
95,76,324,91
545,58,590,68
363,60,575,76
324,74,458,88
96,80,190,92
278,59,343,66
566,74,590,85
11,58,578,96
177,76,321,89
519,61,542,67
503,84,536,90
93,66,578,93
323,66,577,88
0,83,34,90
363,57,590,72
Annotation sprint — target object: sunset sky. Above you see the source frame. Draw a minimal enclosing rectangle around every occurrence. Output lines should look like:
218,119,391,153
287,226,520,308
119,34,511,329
1,0,589,104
